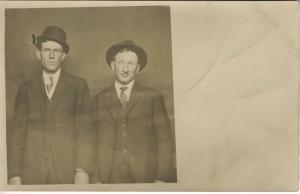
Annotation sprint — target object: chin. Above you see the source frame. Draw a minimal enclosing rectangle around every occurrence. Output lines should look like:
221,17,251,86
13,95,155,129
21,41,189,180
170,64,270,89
43,67,60,73
118,79,131,85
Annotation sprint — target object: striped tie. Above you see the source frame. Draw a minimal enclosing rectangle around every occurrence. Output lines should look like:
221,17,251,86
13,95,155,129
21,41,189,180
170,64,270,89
120,86,128,109
46,76,54,94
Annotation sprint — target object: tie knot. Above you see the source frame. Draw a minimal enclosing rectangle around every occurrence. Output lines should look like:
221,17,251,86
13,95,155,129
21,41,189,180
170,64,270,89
120,86,127,93
49,76,54,82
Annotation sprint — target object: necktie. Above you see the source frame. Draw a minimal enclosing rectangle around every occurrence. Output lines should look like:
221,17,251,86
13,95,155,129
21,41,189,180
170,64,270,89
120,86,128,108
46,76,54,94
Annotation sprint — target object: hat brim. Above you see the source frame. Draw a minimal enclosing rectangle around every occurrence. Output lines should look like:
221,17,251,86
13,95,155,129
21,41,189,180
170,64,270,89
37,36,70,54
106,42,147,71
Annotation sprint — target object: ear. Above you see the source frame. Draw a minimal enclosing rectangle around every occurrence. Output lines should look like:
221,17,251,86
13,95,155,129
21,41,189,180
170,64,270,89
35,49,42,60
136,63,141,73
110,62,115,72
60,53,67,61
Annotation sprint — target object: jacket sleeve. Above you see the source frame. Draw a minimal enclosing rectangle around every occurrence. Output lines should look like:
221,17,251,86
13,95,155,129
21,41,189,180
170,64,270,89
8,83,28,178
75,81,96,178
152,93,175,182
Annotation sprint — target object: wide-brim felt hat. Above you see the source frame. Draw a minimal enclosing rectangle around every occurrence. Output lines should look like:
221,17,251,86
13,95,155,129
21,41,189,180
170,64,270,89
106,40,147,71
33,26,70,54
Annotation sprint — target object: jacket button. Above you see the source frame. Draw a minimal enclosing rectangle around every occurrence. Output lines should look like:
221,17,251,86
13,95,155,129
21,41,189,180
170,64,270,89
123,149,127,153
122,124,126,128
122,132,126,136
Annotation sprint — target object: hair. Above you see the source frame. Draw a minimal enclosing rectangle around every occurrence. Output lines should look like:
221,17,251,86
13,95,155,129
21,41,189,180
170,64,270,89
36,40,43,50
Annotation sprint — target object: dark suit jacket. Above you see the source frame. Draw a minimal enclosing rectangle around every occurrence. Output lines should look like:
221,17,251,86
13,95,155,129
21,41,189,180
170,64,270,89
93,82,175,183
8,70,95,184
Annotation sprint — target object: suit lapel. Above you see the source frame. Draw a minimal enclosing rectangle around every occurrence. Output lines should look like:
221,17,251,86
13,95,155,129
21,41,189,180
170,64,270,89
32,75,47,116
49,70,69,112
31,70,70,118
103,86,122,122
126,82,142,116
103,82,142,121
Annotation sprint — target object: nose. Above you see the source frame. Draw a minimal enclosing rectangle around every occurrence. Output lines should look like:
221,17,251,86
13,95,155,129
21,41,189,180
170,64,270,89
49,50,55,59
122,64,129,73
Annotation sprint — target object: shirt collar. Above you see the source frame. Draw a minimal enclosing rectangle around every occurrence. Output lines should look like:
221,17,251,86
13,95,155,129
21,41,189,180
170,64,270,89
114,80,135,100
42,68,61,83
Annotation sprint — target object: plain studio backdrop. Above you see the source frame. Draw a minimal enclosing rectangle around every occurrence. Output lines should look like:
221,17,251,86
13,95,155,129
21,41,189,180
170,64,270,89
5,6,176,179
0,1,298,191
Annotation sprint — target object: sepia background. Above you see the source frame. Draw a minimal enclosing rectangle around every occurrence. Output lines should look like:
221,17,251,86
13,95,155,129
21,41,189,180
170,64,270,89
5,6,177,183
0,1,298,191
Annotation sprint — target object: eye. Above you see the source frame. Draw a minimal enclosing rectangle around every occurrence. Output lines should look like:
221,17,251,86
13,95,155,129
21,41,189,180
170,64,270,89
116,60,124,65
42,48,50,52
54,49,63,53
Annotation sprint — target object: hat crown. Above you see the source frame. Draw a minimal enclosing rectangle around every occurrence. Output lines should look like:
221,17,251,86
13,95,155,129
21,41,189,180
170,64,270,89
122,40,135,45
35,26,70,53
42,26,67,42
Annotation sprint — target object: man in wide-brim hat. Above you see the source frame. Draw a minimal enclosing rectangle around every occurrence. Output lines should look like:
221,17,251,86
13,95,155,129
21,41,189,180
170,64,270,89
8,26,95,185
93,40,175,183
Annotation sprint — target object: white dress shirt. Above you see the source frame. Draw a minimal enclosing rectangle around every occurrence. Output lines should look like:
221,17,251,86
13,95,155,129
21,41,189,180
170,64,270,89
114,80,135,101
43,68,61,100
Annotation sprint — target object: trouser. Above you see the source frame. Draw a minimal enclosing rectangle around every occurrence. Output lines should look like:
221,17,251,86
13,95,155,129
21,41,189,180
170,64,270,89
109,159,135,183
35,156,59,184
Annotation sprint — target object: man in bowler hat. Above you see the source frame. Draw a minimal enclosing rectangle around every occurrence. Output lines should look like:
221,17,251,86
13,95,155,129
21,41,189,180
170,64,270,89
93,40,175,183
8,26,95,184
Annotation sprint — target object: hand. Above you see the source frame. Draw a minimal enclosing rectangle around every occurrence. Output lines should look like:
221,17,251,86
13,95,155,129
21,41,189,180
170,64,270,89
8,176,22,185
155,179,165,183
74,168,89,184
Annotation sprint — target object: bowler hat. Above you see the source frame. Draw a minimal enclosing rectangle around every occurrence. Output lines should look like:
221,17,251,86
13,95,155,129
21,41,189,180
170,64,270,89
106,40,147,71
33,26,70,53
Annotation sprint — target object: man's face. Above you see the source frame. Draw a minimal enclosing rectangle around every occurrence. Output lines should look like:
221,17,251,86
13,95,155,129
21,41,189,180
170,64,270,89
111,50,140,85
36,40,66,73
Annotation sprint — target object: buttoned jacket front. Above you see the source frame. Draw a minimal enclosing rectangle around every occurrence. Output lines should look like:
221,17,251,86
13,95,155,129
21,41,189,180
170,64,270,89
8,71,95,184
93,82,174,183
